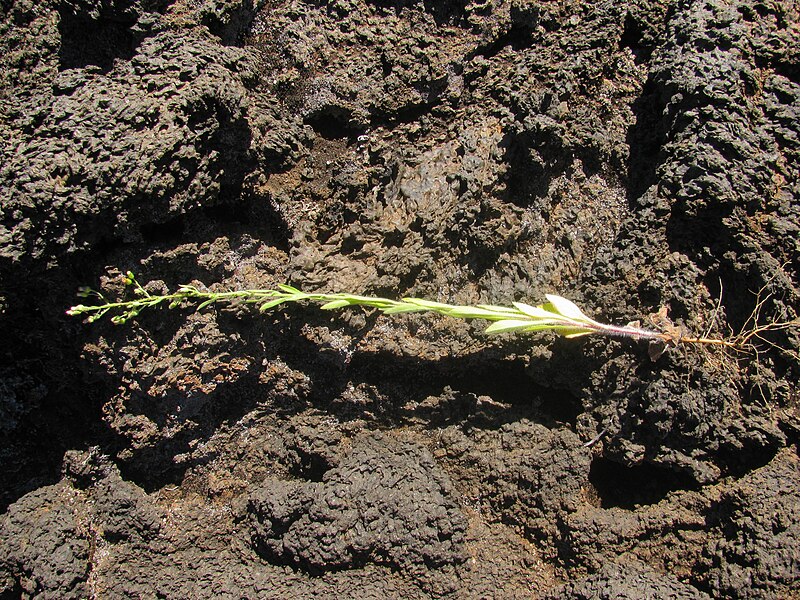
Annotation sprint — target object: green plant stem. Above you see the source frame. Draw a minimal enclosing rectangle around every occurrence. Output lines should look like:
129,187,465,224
67,274,736,348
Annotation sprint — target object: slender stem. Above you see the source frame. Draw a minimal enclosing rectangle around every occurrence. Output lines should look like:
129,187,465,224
585,322,666,341
67,277,743,350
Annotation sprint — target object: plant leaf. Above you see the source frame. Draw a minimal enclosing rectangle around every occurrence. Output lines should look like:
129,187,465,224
512,301,559,320
277,284,301,294
259,298,288,312
382,304,426,314
401,298,452,310
197,299,217,310
544,294,594,323
562,329,594,338
476,304,521,315
444,305,513,320
321,299,351,310
484,319,543,334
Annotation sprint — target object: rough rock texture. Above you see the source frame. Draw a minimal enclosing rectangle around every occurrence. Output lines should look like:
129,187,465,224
246,432,467,592
559,448,800,600
438,420,592,551
0,482,91,599
1,0,799,598
579,0,800,486
702,448,800,599
544,560,713,600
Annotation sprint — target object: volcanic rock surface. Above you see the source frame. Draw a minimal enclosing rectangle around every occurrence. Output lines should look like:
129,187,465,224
1,0,798,598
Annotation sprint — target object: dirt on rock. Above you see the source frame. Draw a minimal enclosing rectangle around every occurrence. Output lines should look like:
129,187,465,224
1,0,799,598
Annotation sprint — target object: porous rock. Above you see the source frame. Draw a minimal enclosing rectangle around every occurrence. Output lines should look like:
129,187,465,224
0,482,90,599
544,560,712,600
247,432,467,584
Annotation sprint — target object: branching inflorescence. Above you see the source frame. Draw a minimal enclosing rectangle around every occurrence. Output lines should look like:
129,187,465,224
67,272,759,353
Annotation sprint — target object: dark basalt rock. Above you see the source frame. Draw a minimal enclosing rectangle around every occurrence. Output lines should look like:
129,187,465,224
1,0,798,597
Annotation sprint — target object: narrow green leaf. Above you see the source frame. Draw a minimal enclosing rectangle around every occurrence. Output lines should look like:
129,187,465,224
277,284,301,294
321,299,352,310
476,304,521,315
485,319,543,334
382,304,426,314
341,294,381,303
545,294,594,323
345,296,396,308
401,298,452,310
512,301,559,320
539,325,594,337
563,330,593,338
443,305,514,320
259,298,288,312
197,298,217,310
177,285,200,296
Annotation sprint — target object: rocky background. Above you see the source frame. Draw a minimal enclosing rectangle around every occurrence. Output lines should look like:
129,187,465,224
1,0,799,598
